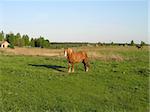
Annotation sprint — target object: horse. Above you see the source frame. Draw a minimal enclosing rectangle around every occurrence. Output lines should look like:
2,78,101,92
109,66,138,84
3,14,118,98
64,48,89,73
136,45,143,49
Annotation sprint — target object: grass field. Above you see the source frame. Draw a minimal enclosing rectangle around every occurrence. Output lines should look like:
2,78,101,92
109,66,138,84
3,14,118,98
0,46,149,112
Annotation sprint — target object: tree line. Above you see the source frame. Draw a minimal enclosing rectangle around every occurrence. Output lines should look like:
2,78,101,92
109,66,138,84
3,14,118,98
0,31,50,48
98,40,146,46
0,31,147,49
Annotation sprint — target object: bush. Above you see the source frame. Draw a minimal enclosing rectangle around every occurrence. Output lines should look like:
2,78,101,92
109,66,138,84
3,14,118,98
140,41,146,46
8,44,15,49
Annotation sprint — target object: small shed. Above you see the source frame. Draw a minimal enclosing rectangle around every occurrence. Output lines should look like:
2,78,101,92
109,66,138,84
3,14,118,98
0,41,10,48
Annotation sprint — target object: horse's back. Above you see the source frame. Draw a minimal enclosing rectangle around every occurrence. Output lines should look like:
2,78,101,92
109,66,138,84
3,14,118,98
69,51,87,63
76,51,88,58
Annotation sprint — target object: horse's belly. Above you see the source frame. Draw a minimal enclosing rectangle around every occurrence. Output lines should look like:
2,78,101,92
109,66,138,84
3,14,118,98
71,57,84,63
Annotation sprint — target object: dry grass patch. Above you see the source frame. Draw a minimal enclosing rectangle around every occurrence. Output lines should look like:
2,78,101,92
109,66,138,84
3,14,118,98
88,51,124,61
0,47,63,57
0,46,128,61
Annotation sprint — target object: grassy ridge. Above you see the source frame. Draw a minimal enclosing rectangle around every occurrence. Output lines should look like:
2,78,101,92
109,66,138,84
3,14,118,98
0,47,149,112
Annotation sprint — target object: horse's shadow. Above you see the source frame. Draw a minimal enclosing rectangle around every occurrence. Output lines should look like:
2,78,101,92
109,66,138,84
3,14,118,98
28,64,66,72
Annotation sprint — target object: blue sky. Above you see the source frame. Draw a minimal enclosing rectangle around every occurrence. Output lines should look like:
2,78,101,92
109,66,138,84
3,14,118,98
0,0,148,43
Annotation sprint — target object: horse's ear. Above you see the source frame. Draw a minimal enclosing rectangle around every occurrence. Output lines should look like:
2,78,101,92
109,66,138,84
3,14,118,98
68,48,73,54
70,49,73,53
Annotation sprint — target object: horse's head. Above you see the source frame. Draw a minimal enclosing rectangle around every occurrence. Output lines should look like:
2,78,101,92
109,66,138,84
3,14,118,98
64,48,73,57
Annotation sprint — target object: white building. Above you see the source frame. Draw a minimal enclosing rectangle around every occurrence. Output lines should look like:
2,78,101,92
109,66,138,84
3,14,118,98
0,41,10,48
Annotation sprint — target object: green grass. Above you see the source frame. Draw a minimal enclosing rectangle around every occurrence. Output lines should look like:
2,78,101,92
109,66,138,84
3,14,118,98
0,47,149,112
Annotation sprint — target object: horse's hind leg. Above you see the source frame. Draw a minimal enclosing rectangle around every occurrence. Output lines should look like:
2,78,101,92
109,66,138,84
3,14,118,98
83,62,86,72
83,60,89,72
86,65,89,72
85,63,89,72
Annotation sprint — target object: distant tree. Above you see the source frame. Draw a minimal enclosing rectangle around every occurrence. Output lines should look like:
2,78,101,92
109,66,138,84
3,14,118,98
18,38,25,47
39,37,45,48
0,31,4,41
34,38,37,47
130,40,135,46
30,38,35,47
43,39,50,48
22,34,29,46
35,37,42,47
6,33,15,46
111,42,114,45
140,41,146,46
34,36,48,48
14,33,21,46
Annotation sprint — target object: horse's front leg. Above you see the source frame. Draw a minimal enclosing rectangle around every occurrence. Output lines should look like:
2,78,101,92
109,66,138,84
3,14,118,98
68,63,71,73
71,63,74,73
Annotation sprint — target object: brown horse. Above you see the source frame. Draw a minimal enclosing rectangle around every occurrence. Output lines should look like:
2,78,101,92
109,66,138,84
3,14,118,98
64,48,89,73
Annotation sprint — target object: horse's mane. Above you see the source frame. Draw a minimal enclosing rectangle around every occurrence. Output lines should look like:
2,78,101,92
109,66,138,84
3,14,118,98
67,48,74,55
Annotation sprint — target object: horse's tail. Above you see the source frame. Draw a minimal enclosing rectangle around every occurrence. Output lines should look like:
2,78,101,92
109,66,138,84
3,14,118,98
82,51,90,68
81,51,88,58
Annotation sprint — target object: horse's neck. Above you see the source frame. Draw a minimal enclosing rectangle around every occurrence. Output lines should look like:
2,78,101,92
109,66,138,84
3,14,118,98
67,52,74,58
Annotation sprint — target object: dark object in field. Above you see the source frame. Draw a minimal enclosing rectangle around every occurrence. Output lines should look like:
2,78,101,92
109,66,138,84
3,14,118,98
64,48,89,73
136,45,143,49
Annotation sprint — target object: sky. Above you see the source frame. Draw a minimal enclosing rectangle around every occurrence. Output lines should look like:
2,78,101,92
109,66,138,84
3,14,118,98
0,0,149,43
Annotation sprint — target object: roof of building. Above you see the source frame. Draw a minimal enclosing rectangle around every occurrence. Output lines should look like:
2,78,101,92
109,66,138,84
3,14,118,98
0,41,10,45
